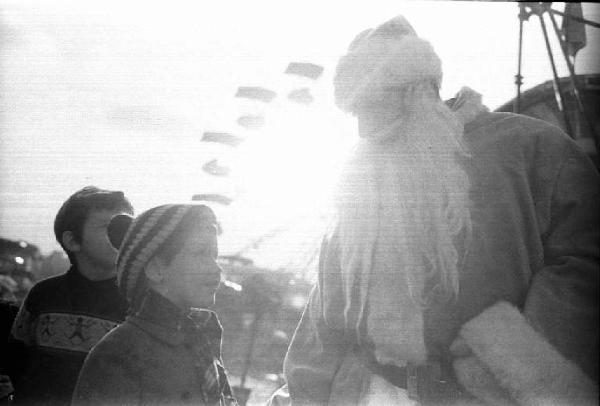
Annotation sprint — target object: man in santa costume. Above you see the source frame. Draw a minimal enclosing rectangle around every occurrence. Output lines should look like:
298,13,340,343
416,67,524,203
281,15,598,406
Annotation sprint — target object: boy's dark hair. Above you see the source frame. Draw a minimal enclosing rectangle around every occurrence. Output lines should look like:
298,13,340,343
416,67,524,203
54,186,134,264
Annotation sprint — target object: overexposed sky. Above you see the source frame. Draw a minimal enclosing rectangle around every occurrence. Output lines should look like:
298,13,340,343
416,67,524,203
1,1,599,263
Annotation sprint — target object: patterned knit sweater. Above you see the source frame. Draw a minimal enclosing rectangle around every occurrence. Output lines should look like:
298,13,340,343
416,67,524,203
7,266,128,405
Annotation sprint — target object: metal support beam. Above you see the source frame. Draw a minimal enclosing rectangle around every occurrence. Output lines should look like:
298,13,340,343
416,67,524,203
538,12,574,137
548,9,599,148
550,8,600,30
515,5,527,113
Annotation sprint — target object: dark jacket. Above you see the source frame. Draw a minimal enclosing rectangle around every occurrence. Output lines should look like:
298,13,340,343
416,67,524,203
72,291,237,406
7,266,128,405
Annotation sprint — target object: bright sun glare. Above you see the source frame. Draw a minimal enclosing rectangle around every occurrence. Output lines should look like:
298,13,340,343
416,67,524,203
1,1,598,257
234,106,352,212
217,96,357,261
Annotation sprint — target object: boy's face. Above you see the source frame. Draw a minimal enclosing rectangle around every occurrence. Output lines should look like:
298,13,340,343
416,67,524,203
75,209,125,279
161,224,222,309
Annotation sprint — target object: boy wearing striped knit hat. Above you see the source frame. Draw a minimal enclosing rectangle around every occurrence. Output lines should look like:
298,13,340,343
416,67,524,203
72,204,237,405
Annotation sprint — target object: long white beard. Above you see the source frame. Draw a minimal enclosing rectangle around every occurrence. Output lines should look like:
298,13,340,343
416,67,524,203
335,89,471,365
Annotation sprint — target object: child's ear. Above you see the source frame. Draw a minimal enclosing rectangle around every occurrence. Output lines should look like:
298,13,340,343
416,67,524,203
61,231,81,253
145,256,165,283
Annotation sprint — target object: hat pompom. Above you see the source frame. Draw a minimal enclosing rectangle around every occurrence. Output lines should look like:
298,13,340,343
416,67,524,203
108,214,133,250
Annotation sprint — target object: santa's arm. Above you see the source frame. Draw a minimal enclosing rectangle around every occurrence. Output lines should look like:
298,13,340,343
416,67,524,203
523,141,599,381
283,237,350,405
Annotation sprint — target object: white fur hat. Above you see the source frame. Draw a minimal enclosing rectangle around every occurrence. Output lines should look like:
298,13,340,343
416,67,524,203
334,15,443,113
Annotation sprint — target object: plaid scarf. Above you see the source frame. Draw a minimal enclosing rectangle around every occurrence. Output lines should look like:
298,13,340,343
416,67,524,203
186,310,237,405
136,291,237,405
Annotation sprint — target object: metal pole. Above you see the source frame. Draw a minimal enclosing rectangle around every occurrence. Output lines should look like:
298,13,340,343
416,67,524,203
550,8,600,30
548,9,599,146
538,12,574,137
515,5,527,113
240,310,261,388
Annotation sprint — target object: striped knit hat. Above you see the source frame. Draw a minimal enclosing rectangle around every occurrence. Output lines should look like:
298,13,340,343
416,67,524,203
108,204,217,302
